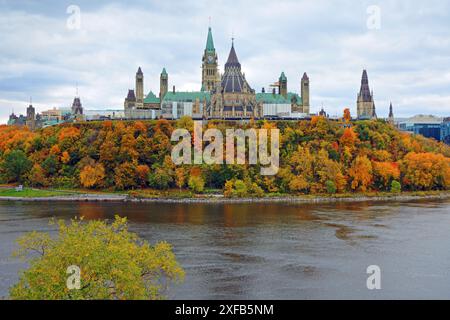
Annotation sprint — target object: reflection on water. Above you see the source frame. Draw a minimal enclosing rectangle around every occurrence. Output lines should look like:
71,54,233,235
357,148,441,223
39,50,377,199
1,199,450,299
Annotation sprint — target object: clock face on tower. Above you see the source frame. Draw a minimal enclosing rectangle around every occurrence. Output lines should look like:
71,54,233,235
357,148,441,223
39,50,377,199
207,54,214,63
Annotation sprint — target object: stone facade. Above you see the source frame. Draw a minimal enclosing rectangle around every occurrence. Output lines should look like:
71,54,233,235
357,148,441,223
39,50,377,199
123,26,312,120
357,70,377,120
201,27,220,92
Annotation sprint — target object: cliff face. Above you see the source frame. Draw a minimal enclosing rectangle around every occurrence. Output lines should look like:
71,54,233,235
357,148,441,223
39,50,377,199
0,118,449,193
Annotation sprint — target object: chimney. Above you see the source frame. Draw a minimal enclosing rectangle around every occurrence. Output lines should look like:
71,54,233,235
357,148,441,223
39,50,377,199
173,85,175,94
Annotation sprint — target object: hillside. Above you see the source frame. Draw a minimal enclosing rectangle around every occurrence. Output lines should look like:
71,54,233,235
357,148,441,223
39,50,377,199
0,117,449,196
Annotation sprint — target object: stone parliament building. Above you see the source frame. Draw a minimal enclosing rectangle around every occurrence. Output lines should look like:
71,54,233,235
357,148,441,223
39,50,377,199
124,26,310,120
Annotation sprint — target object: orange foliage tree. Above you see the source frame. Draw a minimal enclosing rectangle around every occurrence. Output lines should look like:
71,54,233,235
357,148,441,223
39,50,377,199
79,163,106,188
348,155,373,192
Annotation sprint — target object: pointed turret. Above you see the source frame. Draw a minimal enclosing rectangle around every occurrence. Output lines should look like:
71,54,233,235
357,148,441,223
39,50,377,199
221,41,251,93
357,69,376,119
359,70,372,102
388,102,394,124
205,27,215,52
135,67,144,104
301,72,310,113
225,41,241,68
279,72,287,97
160,67,168,100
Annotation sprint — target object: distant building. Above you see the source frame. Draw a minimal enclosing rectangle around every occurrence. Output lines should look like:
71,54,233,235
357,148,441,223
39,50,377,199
398,115,448,142
72,97,83,115
84,109,125,121
161,88,209,119
7,92,86,129
26,104,36,131
387,102,394,125
124,67,162,119
357,70,377,120
443,118,450,144
8,112,26,126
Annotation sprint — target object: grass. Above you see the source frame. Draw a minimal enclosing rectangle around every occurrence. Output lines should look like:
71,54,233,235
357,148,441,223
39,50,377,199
0,188,76,198
0,186,448,200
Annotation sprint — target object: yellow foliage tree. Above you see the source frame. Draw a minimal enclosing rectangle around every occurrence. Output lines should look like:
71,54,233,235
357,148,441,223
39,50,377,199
79,163,106,188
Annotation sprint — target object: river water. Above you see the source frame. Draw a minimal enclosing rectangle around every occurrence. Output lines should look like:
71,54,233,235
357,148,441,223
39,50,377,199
0,199,449,299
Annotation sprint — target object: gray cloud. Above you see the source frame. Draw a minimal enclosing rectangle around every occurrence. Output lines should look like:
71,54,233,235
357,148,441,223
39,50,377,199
0,0,449,124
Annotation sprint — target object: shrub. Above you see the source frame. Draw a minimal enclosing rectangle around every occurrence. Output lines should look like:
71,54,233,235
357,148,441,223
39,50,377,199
325,180,337,194
390,180,401,193
188,175,205,193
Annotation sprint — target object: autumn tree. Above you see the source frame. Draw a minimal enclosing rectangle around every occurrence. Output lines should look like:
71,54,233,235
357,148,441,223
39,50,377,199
348,155,373,192
79,163,106,189
10,216,184,300
175,167,186,190
401,152,450,190
136,164,150,187
343,108,351,123
188,175,205,193
372,161,400,190
27,164,48,187
340,127,357,148
114,162,137,190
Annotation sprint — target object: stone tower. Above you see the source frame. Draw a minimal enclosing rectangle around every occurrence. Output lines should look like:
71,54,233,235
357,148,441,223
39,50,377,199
201,27,219,92
72,97,83,115
135,67,144,107
301,72,310,114
209,40,260,118
160,68,168,100
279,72,287,97
357,70,376,119
26,103,36,131
388,102,394,124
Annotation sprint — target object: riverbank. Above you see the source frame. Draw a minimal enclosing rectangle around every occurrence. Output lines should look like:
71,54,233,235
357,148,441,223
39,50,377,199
0,188,449,204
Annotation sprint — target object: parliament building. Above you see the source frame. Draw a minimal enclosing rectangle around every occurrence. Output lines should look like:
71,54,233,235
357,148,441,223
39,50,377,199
124,26,310,120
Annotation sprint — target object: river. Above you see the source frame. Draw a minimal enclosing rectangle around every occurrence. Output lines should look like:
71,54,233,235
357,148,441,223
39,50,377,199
0,199,449,299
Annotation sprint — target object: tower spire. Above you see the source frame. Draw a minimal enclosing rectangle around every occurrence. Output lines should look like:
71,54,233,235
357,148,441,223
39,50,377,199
205,25,215,52
225,40,240,68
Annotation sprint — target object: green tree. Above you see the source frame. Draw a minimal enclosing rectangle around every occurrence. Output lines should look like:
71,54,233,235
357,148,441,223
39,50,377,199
325,180,337,194
10,216,184,300
233,179,248,197
1,150,32,183
188,175,205,193
390,180,401,193
148,167,173,190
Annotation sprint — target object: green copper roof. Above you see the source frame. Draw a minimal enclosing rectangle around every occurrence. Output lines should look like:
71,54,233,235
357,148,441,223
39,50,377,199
161,68,168,76
279,72,287,82
144,91,160,104
163,91,211,103
256,92,302,105
205,27,215,52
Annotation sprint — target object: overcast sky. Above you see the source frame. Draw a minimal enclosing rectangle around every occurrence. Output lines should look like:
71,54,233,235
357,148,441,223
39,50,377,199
0,0,449,123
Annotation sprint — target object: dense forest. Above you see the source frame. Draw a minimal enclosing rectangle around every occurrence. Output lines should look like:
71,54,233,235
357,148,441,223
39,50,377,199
0,114,449,197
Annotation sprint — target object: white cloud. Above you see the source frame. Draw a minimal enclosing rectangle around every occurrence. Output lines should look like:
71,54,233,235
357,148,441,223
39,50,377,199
0,0,449,124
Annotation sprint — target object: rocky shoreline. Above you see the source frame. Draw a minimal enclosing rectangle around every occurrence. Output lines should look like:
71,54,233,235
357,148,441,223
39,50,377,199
1,192,450,204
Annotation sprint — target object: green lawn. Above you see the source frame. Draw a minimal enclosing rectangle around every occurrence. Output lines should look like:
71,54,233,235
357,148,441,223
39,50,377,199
0,188,76,198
